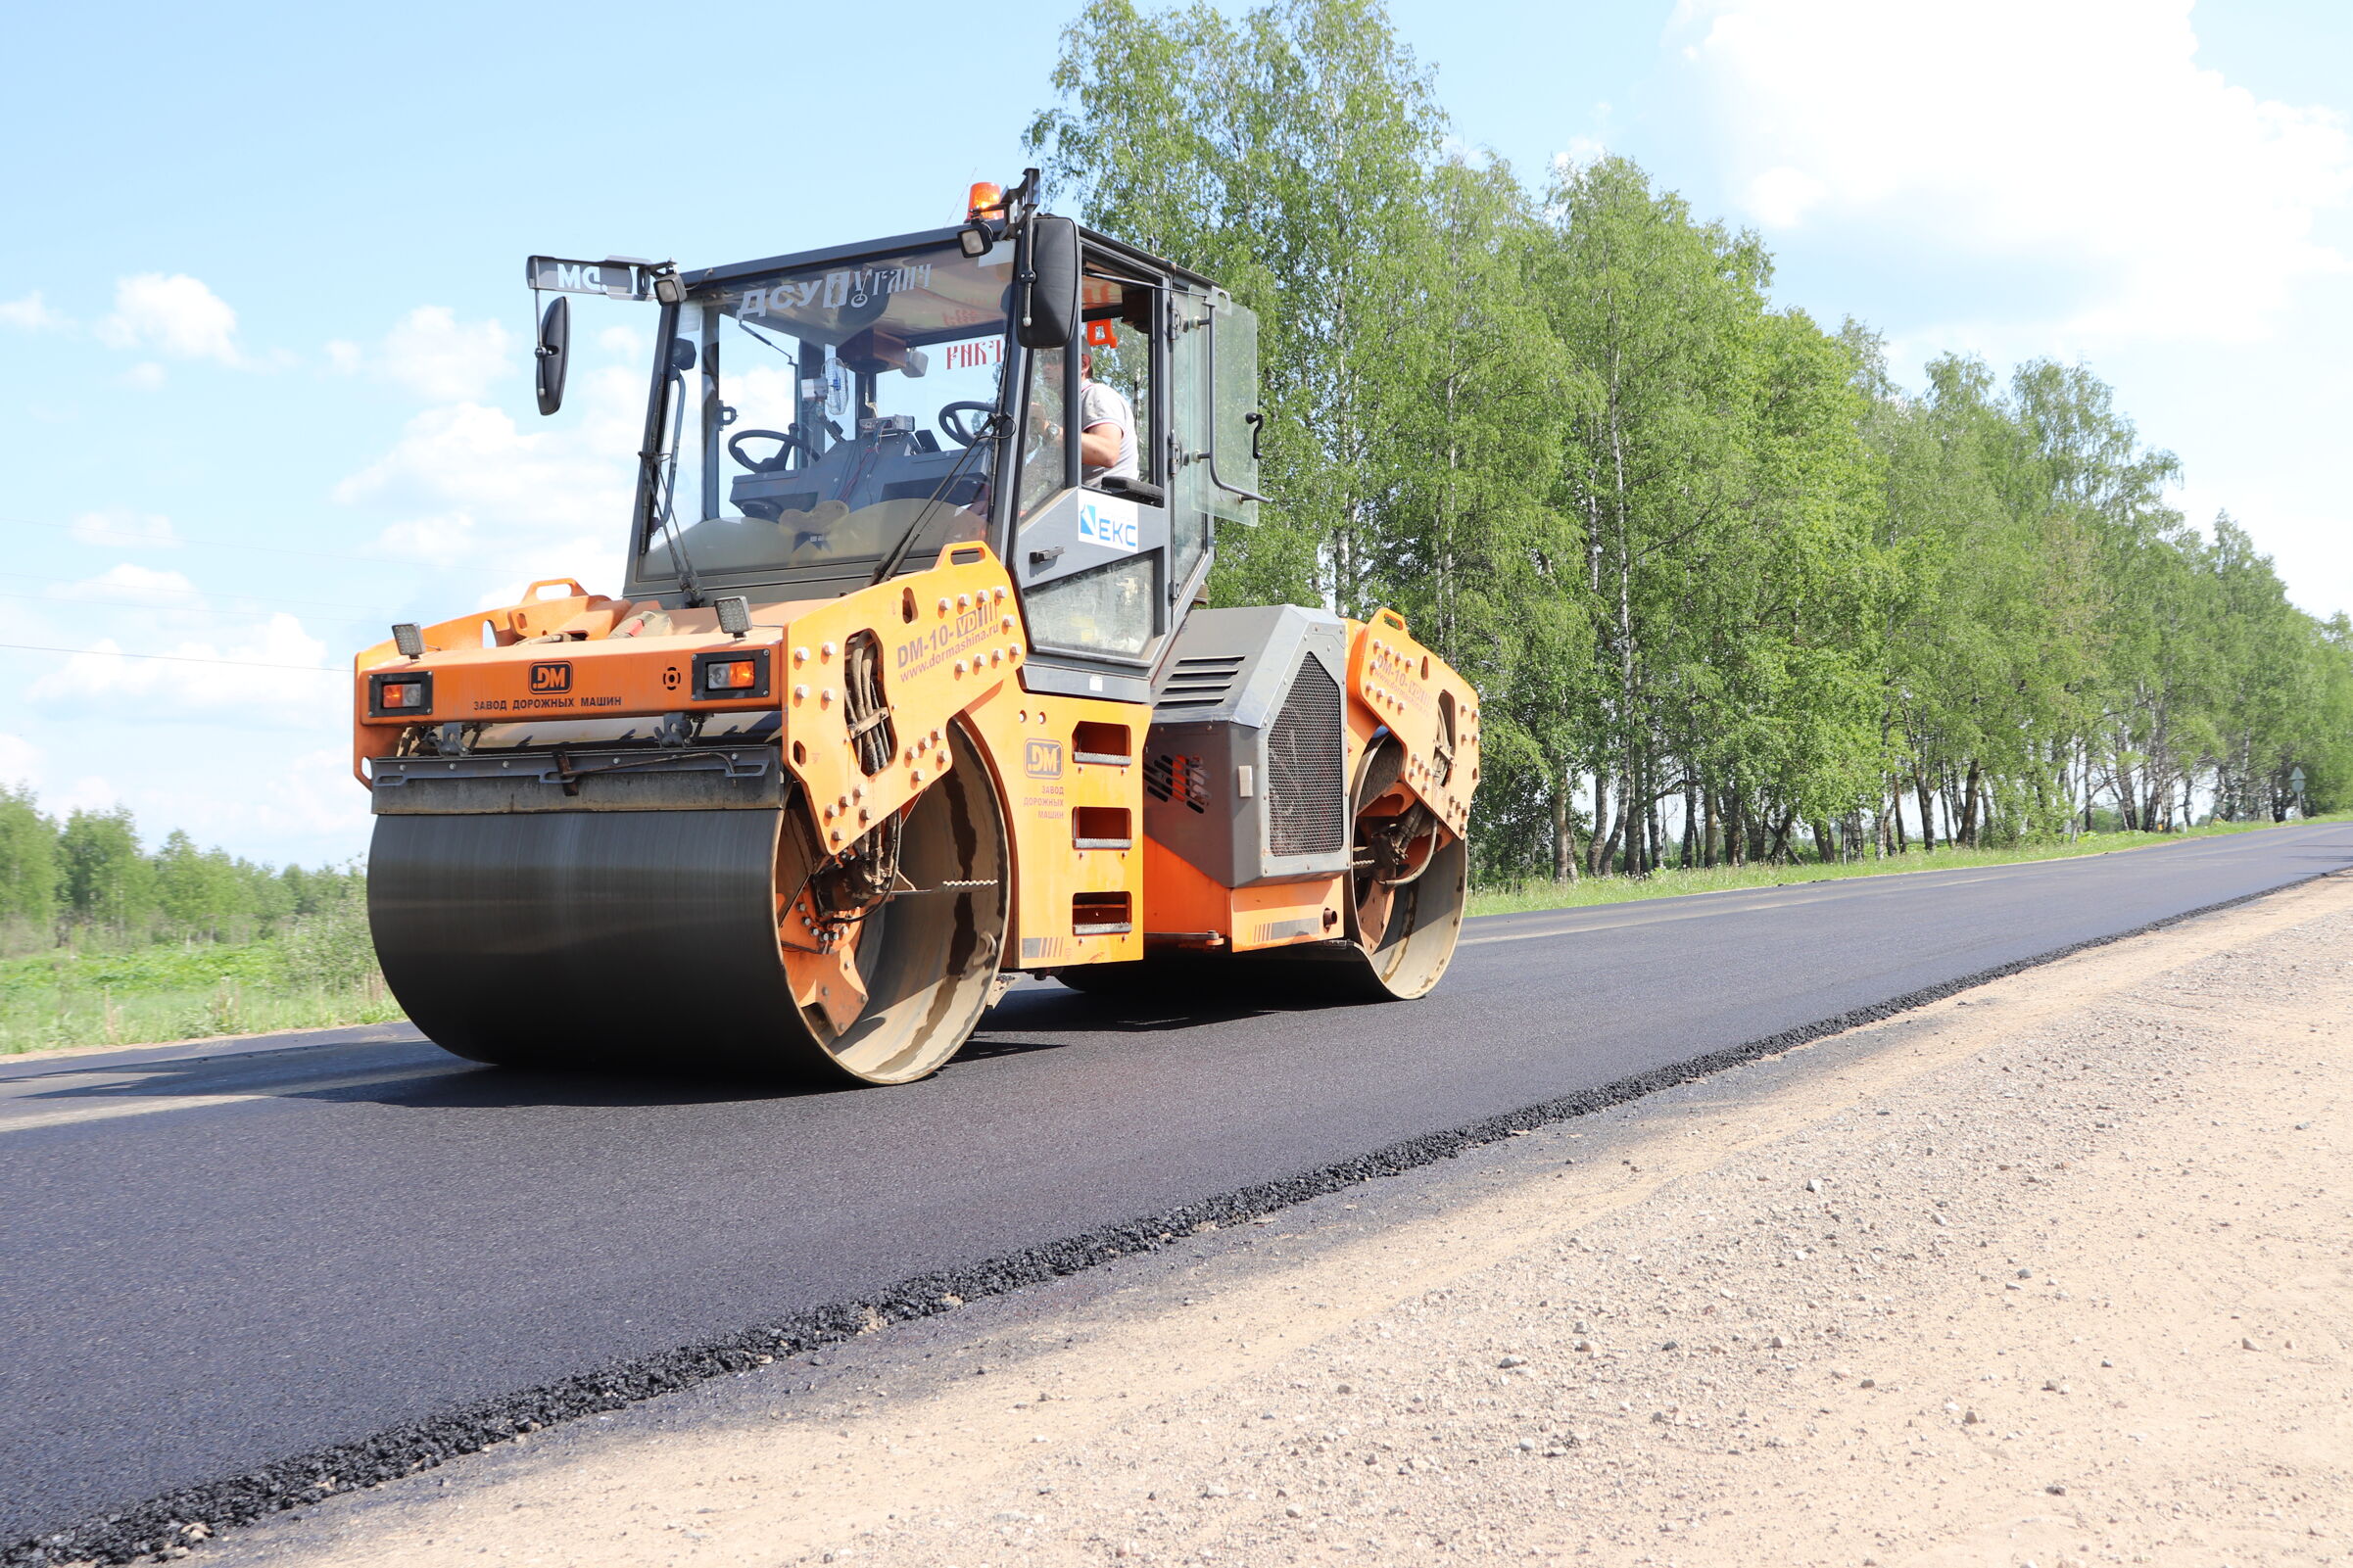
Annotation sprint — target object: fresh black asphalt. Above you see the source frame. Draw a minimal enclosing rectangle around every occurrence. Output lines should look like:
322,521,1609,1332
3,823,2347,1553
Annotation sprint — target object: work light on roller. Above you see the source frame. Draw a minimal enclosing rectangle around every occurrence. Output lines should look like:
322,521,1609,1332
356,169,1482,1087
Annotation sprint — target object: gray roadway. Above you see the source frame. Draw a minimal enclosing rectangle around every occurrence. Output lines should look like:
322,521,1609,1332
4,823,2348,1543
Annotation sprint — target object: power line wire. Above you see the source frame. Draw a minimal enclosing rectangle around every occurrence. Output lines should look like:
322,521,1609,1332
0,592,384,630
0,569,387,617
0,641,344,674
2,517,432,569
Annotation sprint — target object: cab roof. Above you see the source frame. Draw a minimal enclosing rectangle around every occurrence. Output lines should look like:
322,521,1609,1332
680,222,1220,295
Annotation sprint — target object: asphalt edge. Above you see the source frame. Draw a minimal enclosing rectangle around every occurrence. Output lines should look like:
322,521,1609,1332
0,1026,427,1085
9,869,2336,1567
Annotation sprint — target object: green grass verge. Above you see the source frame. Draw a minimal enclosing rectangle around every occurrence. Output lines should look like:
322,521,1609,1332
0,907,400,1057
1467,813,2351,919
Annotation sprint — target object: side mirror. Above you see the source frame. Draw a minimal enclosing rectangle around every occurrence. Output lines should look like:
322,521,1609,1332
534,295,569,416
1016,214,1080,350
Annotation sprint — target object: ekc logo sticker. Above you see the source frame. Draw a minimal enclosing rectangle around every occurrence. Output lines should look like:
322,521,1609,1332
1076,500,1140,552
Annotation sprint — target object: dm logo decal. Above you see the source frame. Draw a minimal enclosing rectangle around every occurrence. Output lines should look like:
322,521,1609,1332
1025,739,1064,778
529,662,573,694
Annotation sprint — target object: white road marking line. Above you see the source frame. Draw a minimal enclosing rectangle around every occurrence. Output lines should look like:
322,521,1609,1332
1465,898,1811,945
0,1066,473,1133
1463,866,2090,946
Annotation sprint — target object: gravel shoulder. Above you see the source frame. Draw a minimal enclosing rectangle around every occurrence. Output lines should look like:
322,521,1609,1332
213,872,2353,1568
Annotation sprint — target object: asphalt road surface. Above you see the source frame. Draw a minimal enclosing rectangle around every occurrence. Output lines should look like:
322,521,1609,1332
4,823,2348,1544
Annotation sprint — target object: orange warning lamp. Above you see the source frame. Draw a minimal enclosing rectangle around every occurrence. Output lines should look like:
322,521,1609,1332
967,182,1006,222
707,659,760,690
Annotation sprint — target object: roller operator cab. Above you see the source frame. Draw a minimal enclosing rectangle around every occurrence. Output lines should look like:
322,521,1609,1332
355,173,1482,1084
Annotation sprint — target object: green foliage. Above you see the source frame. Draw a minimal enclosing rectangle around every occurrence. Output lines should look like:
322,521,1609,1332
1032,0,1453,612
0,785,59,937
272,891,378,994
1031,0,2353,875
60,806,155,931
156,830,250,939
5,794,367,957
0,788,388,1053
0,927,400,1055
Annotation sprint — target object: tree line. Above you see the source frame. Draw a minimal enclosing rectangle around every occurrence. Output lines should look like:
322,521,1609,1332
1030,0,2353,880
0,786,362,954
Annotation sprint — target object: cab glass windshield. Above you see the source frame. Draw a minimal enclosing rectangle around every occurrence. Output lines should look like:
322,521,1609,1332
637,241,1014,585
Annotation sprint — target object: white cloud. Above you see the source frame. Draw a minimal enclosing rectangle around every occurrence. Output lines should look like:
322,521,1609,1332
0,292,68,332
95,273,243,362
1552,136,1609,178
122,362,167,391
1743,165,1826,229
28,613,336,724
69,510,180,548
54,776,122,817
1438,135,1501,171
133,745,373,849
2178,474,2353,621
333,399,624,526
0,734,42,790
50,564,202,606
264,747,376,844
332,307,514,402
333,359,642,596
1686,0,2353,343
372,511,478,568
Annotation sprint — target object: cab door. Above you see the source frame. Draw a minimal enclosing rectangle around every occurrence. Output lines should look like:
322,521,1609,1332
1008,260,1173,704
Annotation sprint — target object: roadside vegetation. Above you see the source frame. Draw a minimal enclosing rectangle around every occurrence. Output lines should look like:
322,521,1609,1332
0,787,395,1055
1032,0,2353,883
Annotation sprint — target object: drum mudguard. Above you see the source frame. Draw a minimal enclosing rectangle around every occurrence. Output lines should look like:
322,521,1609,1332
1348,608,1479,839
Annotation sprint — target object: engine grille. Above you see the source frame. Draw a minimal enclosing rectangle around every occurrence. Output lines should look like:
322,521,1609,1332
1155,653,1246,713
1264,655,1345,856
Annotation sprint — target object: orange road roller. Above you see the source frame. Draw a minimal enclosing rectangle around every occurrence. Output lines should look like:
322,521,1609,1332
354,171,1481,1084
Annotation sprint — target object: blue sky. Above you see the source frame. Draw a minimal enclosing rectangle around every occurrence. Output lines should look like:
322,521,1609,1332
3,0,2347,868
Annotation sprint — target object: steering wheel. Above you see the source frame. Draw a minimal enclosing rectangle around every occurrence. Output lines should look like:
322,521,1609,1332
937,402,995,449
727,428,813,474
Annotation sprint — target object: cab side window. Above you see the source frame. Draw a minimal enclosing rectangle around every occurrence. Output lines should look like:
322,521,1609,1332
1018,345,1070,523
1080,278,1156,488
